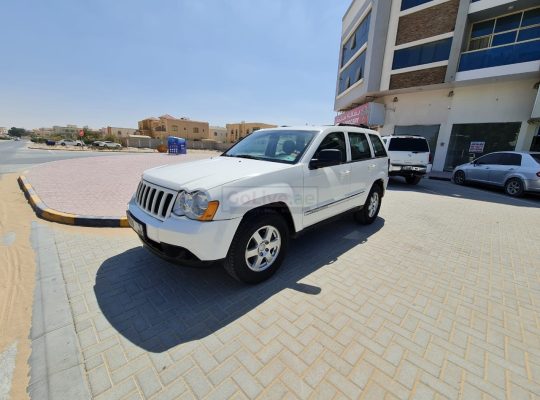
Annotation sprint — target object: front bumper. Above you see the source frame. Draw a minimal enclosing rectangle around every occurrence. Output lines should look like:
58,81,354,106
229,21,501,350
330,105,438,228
127,199,241,262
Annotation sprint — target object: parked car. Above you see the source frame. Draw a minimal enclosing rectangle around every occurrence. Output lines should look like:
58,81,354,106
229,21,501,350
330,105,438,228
92,141,105,147
453,151,540,197
381,136,431,184
57,139,83,146
45,140,56,146
102,141,122,149
127,126,389,283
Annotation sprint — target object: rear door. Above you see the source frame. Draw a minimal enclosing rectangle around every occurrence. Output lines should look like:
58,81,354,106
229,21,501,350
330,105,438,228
347,131,373,204
488,153,522,185
387,137,430,167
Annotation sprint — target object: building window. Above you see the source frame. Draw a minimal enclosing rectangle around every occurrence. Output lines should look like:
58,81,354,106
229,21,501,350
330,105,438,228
338,50,367,94
341,12,371,67
401,0,434,11
392,38,452,70
214,132,217,136
193,127,199,133
467,7,540,51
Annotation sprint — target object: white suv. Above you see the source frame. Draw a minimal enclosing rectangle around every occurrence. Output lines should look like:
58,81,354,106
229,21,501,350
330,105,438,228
382,136,431,184
127,126,389,283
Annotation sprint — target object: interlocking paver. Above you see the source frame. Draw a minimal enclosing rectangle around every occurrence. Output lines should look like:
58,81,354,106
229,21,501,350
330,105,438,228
34,179,540,399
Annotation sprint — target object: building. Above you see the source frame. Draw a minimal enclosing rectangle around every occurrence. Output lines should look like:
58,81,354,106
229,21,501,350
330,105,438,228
209,126,227,143
138,115,209,140
226,122,277,143
52,125,82,136
0,127,8,136
335,0,540,171
104,126,138,139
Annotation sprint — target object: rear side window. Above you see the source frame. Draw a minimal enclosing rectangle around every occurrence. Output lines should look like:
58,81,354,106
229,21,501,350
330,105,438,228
500,153,522,166
369,135,387,157
388,137,429,152
348,132,372,161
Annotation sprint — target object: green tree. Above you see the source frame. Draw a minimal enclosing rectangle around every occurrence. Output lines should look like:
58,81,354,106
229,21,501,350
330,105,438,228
8,127,26,137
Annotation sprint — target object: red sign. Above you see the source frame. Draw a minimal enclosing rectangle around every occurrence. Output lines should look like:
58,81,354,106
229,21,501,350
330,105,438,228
334,102,385,126
79,130,84,137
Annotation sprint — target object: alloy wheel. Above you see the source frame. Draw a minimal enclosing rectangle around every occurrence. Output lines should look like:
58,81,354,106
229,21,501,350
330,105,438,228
245,225,281,272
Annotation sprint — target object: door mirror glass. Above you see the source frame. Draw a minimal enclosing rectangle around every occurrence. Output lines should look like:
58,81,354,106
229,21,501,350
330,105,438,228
309,149,342,169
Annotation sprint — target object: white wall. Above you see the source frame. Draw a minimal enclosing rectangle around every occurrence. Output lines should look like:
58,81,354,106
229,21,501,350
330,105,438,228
378,78,539,171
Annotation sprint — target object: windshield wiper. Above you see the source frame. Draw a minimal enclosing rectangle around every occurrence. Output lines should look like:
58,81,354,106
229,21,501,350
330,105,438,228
228,154,261,160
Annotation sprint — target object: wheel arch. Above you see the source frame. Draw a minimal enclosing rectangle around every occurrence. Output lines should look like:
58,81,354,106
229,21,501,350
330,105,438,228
372,179,385,197
241,202,297,234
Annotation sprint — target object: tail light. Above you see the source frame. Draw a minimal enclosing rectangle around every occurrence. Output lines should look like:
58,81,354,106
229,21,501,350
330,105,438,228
536,171,540,177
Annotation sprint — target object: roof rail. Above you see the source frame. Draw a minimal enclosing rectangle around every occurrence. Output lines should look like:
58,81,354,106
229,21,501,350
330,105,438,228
336,123,370,129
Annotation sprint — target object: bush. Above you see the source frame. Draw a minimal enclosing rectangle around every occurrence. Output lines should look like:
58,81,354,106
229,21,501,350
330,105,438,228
156,144,167,153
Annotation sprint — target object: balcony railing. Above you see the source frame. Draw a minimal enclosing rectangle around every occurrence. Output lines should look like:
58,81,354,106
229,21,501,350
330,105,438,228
458,40,540,71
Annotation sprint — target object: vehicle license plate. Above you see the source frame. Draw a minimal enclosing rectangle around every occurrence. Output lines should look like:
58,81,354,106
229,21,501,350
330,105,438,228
128,213,145,237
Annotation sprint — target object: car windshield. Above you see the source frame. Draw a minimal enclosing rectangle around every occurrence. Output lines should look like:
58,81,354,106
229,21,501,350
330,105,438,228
222,129,318,164
531,154,540,164
388,137,429,152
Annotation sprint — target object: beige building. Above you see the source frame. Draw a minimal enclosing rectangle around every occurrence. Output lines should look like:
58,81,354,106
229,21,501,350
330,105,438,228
104,126,137,139
138,115,209,140
226,122,277,143
209,126,227,143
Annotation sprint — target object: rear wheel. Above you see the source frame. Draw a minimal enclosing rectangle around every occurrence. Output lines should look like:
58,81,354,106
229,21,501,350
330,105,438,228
453,170,465,185
355,184,382,225
505,178,524,197
405,176,422,185
224,211,289,283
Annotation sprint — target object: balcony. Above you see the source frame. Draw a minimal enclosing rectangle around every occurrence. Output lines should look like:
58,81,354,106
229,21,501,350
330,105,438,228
458,40,540,71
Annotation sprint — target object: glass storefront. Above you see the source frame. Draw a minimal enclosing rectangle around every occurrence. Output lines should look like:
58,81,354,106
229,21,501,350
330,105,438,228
394,125,440,162
444,122,521,171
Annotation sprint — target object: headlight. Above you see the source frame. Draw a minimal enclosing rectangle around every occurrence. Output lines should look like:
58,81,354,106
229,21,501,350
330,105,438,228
172,190,219,221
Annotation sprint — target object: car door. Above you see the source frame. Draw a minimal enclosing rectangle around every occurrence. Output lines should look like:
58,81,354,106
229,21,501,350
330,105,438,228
303,132,351,227
468,153,501,182
488,153,522,186
347,131,372,205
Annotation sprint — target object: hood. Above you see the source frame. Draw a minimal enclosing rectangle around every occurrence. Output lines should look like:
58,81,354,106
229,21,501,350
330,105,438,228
142,156,292,192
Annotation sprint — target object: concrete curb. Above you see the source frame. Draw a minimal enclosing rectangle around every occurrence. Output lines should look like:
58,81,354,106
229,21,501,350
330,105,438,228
18,175,129,228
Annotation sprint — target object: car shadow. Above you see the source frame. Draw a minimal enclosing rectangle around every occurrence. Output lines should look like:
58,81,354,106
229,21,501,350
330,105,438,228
94,215,385,353
387,177,540,208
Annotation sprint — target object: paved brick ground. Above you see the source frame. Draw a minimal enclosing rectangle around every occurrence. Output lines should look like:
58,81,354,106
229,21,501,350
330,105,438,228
25,152,218,217
37,179,540,399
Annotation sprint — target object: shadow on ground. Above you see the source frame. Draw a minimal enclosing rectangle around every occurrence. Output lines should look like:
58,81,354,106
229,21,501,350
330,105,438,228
94,215,384,352
388,177,540,208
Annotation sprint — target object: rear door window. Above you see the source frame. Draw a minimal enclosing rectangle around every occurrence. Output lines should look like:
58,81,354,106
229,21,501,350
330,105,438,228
530,154,540,164
315,132,347,162
369,134,387,158
348,132,372,161
388,137,429,152
499,153,522,166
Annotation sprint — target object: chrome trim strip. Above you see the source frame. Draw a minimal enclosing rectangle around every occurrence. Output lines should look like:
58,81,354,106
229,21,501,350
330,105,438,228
304,190,365,216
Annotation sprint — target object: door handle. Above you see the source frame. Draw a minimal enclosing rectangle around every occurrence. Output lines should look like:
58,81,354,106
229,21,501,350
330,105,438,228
340,170,351,175
368,164,376,169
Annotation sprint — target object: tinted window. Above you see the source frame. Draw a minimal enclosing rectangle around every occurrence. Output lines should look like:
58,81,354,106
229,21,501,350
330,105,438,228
401,0,432,11
388,137,429,152
341,12,371,67
338,51,366,94
475,153,501,165
315,132,347,163
349,132,372,161
500,153,522,166
369,135,387,158
392,38,452,70
530,154,540,164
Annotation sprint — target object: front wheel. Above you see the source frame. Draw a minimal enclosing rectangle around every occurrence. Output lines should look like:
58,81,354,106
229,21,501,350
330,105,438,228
355,184,382,225
224,211,289,283
505,178,524,197
453,170,465,185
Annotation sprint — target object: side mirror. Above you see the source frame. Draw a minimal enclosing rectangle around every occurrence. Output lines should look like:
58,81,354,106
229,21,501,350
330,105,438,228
309,149,342,169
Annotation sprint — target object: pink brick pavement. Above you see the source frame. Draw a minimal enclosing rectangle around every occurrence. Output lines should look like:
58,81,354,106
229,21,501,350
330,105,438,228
25,152,218,217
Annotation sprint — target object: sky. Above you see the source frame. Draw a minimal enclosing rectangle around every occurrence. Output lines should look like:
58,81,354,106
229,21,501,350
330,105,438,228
0,0,351,130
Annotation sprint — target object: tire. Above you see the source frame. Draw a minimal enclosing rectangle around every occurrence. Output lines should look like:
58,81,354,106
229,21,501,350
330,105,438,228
355,184,382,225
453,170,465,185
405,176,422,185
224,210,289,283
504,178,524,197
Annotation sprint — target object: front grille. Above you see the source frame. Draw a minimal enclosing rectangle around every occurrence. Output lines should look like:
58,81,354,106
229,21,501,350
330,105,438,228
135,180,177,220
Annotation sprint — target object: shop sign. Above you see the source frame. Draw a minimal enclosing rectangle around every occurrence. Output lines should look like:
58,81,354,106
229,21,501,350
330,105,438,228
469,141,485,153
334,102,385,127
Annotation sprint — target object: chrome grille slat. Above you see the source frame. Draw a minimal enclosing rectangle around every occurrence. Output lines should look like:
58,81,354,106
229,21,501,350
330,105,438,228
135,180,177,221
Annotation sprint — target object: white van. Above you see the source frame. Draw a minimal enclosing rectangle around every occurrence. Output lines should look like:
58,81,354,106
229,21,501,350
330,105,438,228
382,136,431,185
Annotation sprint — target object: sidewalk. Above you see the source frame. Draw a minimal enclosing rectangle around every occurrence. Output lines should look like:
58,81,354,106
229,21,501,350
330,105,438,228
21,151,219,226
